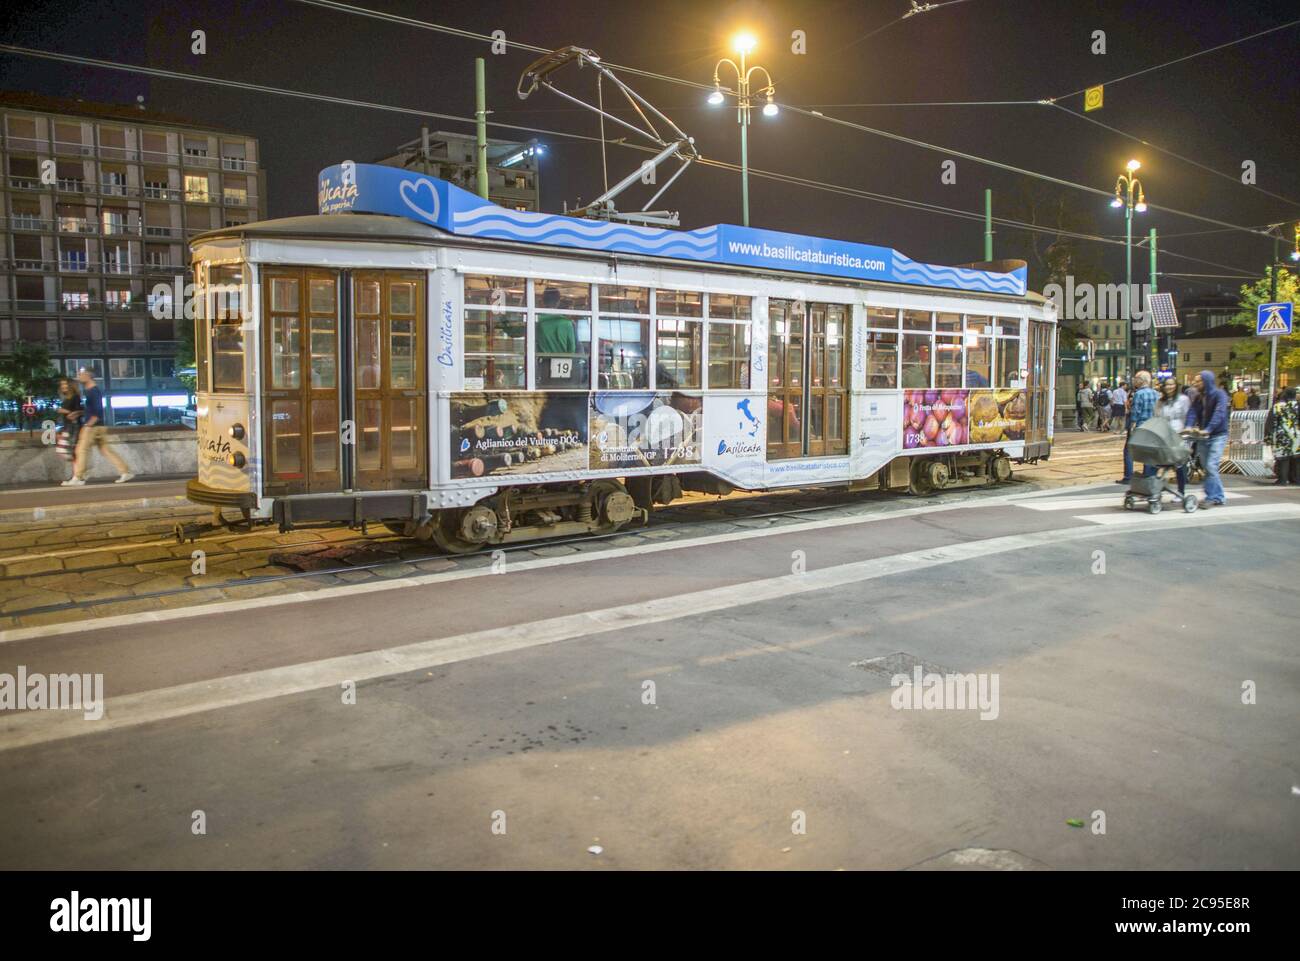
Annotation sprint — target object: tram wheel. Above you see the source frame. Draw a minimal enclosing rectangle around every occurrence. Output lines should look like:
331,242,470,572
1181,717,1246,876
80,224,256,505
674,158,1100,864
590,479,637,533
429,508,493,555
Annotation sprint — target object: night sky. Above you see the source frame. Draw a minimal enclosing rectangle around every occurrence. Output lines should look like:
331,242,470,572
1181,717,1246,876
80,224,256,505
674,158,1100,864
3,0,1297,302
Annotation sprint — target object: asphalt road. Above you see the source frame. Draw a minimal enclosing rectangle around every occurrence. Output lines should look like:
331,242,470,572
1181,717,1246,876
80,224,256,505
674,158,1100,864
1,478,1297,870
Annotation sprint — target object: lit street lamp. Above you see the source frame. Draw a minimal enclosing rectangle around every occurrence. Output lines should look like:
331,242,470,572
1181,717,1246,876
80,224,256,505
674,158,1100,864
710,32,777,227
1111,159,1147,374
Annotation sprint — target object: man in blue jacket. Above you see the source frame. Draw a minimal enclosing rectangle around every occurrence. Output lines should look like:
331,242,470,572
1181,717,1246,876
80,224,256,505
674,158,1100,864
1188,369,1229,507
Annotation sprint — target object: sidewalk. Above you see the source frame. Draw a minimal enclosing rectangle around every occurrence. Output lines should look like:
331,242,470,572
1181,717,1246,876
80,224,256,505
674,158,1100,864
0,476,192,523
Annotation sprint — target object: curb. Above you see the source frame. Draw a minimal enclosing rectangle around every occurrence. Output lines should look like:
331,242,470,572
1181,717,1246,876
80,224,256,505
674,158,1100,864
0,495,193,525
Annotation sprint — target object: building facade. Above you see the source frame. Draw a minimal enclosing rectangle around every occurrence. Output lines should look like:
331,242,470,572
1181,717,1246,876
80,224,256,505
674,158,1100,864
373,128,539,213
1178,292,1240,336
1174,323,1254,386
0,92,265,424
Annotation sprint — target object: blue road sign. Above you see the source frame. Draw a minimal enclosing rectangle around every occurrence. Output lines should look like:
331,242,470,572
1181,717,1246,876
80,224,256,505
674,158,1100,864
1256,301,1293,336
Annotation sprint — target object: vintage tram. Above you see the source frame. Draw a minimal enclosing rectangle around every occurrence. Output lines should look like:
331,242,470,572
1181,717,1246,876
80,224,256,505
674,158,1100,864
185,162,1056,552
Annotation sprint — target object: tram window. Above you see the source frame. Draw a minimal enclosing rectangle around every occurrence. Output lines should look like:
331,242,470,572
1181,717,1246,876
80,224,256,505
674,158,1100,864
865,330,898,388
356,316,380,389
996,337,1019,387
965,335,992,387
210,264,246,392
390,318,417,388
655,289,703,317
935,335,963,388
936,312,962,333
309,278,335,314
357,280,380,315
708,292,752,320
269,314,301,389
310,398,337,473
194,265,209,391
867,307,899,329
270,276,298,312
390,282,416,316
597,316,649,389
901,333,931,388
465,309,526,388
903,309,932,332
707,322,750,389
656,316,702,389
464,274,526,309
310,317,336,388
534,279,590,310
599,285,650,314
534,281,590,389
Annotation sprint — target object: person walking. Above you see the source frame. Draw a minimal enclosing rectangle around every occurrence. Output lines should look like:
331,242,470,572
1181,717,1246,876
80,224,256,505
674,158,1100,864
1095,381,1112,431
1187,369,1230,508
55,377,83,483
1118,371,1159,483
1109,381,1128,434
1075,382,1094,431
66,368,133,485
1155,375,1192,495
1265,387,1300,485
1247,388,1262,411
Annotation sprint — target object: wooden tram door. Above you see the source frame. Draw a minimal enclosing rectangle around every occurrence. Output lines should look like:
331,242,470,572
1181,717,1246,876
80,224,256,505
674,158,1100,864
1025,319,1053,451
261,269,426,495
262,269,342,495
767,299,848,460
351,272,427,491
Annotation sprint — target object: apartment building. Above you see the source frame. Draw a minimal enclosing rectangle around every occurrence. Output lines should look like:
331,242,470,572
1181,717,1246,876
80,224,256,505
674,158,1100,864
373,128,539,212
0,92,266,424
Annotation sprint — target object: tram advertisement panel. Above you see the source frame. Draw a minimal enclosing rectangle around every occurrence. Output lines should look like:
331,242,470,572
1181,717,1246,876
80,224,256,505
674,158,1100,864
450,392,588,478
589,392,703,470
968,389,1027,444
903,389,970,449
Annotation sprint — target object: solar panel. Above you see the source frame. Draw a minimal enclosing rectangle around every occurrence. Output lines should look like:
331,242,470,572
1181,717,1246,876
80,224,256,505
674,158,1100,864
1147,292,1180,329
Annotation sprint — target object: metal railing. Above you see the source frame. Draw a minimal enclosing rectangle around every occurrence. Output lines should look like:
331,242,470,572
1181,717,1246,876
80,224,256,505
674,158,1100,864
1223,410,1272,477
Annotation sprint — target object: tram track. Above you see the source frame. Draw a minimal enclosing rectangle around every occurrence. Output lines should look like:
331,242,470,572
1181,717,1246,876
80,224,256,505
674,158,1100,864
0,478,1042,624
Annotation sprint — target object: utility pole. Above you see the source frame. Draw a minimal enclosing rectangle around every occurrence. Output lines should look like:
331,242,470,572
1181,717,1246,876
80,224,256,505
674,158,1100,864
1267,235,1279,402
475,57,489,200
983,189,993,261
1149,227,1158,371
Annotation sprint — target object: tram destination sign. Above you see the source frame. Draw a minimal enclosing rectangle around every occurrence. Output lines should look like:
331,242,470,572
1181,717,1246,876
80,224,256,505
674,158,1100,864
318,163,1027,297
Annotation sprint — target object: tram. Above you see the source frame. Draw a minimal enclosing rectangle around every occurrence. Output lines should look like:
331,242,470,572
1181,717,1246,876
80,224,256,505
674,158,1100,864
185,162,1056,552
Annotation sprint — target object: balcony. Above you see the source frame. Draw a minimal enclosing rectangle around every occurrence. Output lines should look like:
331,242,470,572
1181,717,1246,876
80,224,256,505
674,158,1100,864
14,299,58,313
59,257,90,273
140,149,181,166
58,218,95,234
7,215,48,231
222,192,249,207
99,182,129,198
3,136,43,152
143,225,181,238
55,179,89,194
53,140,94,157
101,222,142,237
143,185,182,201
14,258,53,271
182,151,218,168
101,261,137,275
8,176,41,190
221,156,254,172
145,260,181,273
98,146,138,162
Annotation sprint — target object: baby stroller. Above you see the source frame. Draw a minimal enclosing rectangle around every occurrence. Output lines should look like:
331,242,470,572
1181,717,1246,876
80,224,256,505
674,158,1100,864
1123,417,1199,514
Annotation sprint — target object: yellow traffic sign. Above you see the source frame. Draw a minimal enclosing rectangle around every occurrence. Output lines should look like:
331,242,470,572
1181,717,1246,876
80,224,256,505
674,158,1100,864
1084,85,1103,112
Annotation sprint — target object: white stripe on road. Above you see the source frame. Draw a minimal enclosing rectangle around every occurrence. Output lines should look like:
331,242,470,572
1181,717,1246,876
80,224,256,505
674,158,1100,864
0,480,1116,645
1021,491,1250,512
3,504,1298,750
1074,503,1285,525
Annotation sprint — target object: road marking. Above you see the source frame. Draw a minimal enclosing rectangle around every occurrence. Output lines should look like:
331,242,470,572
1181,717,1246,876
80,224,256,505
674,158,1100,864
0,480,1118,645
1021,491,1249,512
1074,503,1286,525
3,504,1298,750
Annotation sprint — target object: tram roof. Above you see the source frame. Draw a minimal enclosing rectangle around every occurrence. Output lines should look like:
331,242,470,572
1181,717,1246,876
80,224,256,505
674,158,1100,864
195,162,1040,303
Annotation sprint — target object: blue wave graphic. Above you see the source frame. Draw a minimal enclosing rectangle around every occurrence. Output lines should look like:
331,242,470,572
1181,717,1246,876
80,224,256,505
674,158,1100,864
891,254,1023,294
455,210,718,250
462,224,720,258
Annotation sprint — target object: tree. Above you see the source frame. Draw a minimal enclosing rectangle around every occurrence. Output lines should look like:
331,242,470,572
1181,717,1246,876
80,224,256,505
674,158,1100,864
1228,266,1299,383
1003,183,1110,347
0,342,60,403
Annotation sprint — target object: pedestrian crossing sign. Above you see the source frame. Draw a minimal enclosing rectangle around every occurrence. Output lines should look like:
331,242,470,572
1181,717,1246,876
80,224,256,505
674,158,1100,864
1256,302,1293,336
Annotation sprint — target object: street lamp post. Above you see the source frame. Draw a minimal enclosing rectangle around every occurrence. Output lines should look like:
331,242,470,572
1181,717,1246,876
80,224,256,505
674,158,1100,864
710,33,777,228
1111,160,1147,377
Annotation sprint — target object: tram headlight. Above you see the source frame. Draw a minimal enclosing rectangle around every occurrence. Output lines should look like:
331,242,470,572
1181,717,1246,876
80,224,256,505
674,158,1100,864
227,452,246,469
228,423,245,440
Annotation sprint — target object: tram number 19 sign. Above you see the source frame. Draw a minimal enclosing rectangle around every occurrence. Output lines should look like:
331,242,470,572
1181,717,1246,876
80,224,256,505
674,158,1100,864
1256,302,1293,337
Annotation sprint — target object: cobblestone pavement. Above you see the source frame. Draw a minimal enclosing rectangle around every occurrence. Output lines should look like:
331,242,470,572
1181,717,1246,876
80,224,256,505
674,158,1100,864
0,432,1126,631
